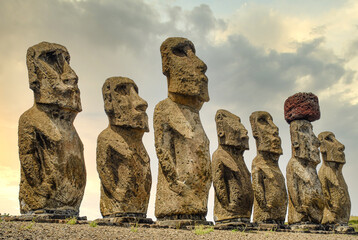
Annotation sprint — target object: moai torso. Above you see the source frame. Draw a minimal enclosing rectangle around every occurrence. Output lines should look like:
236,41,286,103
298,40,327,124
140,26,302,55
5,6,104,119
154,37,211,219
19,42,86,215
212,110,253,222
318,132,351,225
97,77,151,217
284,93,324,225
250,111,287,224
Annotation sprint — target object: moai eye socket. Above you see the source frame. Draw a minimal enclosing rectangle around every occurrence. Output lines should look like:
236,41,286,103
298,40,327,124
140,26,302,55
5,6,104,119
325,135,333,142
258,116,268,124
172,46,187,57
114,84,129,95
39,51,64,75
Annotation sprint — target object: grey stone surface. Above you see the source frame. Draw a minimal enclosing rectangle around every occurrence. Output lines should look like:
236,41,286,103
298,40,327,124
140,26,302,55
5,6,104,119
286,120,324,224
318,131,351,225
212,110,253,222
250,111,287,224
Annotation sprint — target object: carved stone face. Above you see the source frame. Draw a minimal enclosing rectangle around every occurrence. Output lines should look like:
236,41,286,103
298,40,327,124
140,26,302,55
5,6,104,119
290,120,320,165
318,131,345,164
27,42,81,112
216,109,249,150
250,111,282,155
102,77,148,131
160,37,209,103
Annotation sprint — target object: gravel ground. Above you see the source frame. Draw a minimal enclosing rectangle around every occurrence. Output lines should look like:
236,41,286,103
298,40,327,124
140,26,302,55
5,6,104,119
0,222,357,240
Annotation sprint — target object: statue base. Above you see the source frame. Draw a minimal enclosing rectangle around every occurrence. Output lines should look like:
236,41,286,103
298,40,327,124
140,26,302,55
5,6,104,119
155,214,212,229
256,223,289,231
214,218,254,231
323,224,356,233
96,213,153,227
290,223,324,232
3,209,86,223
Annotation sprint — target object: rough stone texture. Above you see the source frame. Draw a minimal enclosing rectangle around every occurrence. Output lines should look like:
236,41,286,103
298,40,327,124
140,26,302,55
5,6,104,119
318,131,351,225
97,77,151,218
212,110,254,222
284,92,320,123
154,37,211,220
18,42,86,217
249,111,287,224
286,120,324,225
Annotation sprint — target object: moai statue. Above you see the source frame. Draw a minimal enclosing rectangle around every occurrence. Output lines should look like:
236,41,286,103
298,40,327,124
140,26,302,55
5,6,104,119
249,111,287,226
18,42,86,218
285,92,324,228
96,77,152,224
318,131,353,232
212,109,254,226
154,37,212,227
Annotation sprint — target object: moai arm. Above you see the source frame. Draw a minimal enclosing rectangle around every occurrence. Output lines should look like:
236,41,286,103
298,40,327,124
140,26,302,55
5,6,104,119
155,119,188,195
96,140,127,200
212,155,229,208
287,167,308,213
252,169,268,209
18,119,52,196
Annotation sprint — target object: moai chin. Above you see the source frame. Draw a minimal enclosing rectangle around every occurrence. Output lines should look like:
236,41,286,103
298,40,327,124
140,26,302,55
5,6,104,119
18,42,86,217
249,111,287,225
96,77,152,221
212,109,254,223
284,92,324,226
154,37,211,224
318,131,351,227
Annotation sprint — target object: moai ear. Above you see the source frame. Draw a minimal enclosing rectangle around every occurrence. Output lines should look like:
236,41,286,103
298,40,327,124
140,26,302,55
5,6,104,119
103,81,114,114
218,131,225,138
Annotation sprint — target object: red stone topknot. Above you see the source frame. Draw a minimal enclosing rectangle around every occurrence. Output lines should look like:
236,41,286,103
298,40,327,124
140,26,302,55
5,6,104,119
284,92,320,124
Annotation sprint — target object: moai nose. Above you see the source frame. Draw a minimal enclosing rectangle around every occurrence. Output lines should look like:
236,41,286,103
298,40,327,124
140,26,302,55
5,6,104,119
61,61,78,83
131,87,148,112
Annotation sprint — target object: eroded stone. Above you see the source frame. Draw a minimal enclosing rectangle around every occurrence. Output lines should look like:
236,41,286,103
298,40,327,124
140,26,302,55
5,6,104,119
286,120,324,224
18,42,86,217
212,110,253,222
97,77,151,218
250,111,287,224
318,131,351,225
154,37,211,221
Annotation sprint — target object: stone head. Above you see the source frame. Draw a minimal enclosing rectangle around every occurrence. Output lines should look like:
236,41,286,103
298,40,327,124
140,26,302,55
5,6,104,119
250,111,282,156
318,131,345,164
216,109,249,150
290,120,320,165
160,37,209,103
102,77,149,131
26,42,81,112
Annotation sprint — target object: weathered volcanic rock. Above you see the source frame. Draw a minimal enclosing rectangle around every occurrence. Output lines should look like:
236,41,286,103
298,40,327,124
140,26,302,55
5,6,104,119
249,111,287,224
18,42,86,217
284,92,320,123
318,131,351,225
154,37,211,221
97,77,151,218
212,109,253,222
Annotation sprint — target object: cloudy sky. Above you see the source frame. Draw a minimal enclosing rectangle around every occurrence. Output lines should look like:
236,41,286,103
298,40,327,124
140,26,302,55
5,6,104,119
1,0,358,221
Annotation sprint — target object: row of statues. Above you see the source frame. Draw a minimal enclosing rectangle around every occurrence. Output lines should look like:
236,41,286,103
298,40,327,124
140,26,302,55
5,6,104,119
18,38,351,229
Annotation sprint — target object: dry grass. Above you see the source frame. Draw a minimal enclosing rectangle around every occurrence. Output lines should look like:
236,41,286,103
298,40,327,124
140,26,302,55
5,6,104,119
349,216,358,231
